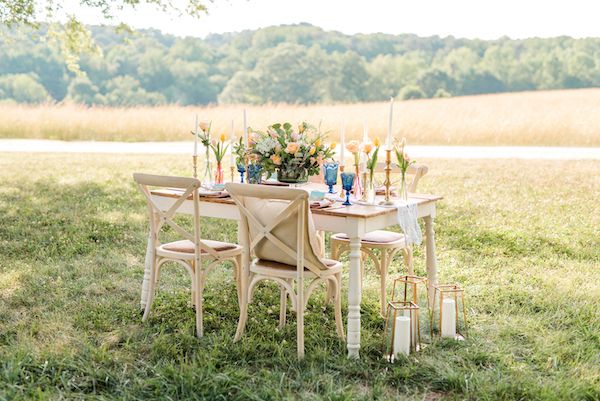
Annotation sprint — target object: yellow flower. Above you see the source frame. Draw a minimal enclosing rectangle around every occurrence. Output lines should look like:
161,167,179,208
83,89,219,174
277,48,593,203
309,146,316,155
315,138,321,147
270,154,282,165
330,142,337,150
298,123,306,134
363,142,373,154
346,140,360,154
220,133,226,142
373,137,381,147
285,142,300,154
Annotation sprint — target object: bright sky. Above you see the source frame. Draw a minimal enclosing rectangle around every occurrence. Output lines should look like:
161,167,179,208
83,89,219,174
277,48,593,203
63,0,600,39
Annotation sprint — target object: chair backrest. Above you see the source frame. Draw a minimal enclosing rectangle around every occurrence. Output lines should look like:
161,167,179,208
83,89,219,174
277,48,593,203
225,183,328,276
133,173,221,259
374,162,428,192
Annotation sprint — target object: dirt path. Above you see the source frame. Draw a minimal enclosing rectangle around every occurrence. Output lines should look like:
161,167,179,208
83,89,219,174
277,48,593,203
1,139,599,160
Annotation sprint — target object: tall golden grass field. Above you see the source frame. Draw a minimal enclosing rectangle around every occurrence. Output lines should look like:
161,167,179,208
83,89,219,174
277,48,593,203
1,89,599,146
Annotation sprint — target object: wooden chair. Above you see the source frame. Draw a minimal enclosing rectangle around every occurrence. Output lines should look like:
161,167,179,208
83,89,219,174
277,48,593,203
226,183,344,359
330,163,428,316
134,173,242,338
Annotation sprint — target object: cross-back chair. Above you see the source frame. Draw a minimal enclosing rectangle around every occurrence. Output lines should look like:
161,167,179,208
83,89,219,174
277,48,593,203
330,163,428,316
134,173,242,337
226,183,344,359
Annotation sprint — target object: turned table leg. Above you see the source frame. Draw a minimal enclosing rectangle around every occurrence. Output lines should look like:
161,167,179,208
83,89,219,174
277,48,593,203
347,236,362,358
424,215,438,306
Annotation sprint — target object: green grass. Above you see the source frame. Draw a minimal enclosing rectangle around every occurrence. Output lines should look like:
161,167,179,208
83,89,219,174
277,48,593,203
0,153,598,400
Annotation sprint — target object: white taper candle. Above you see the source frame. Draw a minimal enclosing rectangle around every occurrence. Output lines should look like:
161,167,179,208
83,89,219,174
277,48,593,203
229,120,235,165
340,121,345,166
193,114,198,156
387,97,394,149
243,109,248,149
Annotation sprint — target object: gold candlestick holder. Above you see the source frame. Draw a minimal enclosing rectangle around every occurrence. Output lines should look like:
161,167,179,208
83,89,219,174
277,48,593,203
192,155,198,179
380,148,395,205
230,165,235,182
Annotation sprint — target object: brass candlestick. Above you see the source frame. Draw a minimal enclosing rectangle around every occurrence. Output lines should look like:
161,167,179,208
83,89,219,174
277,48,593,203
192,155,198,179
230,165,235,182
380,148,395,205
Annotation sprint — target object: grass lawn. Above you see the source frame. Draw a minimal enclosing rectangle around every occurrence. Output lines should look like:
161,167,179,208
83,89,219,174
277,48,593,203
0,153,598,400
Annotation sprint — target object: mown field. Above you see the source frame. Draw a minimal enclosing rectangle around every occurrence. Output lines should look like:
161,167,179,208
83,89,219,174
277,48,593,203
0,153,598,400
1,89,600,146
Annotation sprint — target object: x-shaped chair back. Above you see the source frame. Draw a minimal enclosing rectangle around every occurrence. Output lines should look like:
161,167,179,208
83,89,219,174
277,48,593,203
226,183,328,277
374,162,428,192
133,173,221,260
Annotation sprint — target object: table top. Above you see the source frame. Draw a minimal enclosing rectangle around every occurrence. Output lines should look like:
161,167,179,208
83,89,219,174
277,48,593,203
151,183,442,219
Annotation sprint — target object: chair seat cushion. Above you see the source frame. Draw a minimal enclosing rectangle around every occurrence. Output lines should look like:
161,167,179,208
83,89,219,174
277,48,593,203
333,230,405,244
252,258,342,278
161,239,238,254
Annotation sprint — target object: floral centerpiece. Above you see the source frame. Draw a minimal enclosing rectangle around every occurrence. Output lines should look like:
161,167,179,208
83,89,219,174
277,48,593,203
193,121,213,186
210,133,229,184
345,140,362,197
249,122,335,184
394,138,415,200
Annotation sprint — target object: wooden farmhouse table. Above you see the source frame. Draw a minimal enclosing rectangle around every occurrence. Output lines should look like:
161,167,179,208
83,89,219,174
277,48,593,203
140,184,442,359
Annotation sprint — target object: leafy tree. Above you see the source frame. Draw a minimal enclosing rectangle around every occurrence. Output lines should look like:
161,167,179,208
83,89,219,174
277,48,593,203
0,73,50,103
102,75,165,106
399,84,426,100
417,68,456,97
66,76,101,105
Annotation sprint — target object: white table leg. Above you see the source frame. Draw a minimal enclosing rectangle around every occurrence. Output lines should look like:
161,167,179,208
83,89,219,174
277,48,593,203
140,230,154,310
347,236,362,358
424,215,437,306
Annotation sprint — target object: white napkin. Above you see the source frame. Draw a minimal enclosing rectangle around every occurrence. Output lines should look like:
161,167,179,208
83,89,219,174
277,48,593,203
396,201,422,245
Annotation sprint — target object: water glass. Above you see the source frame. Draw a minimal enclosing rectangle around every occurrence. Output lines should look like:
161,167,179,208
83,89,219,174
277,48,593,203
341,172,355,206
247,164,262,184
323,162,339,193
237,162,246,183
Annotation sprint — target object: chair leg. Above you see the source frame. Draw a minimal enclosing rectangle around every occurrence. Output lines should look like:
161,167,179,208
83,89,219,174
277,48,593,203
279,284,287,328
379,250,389,317
330,239,339,260
142,258,159,322
403,246,414,275
297,284,305,359
194,269,205,338
234,255,242,307
234,273,251,342
333,274,345,340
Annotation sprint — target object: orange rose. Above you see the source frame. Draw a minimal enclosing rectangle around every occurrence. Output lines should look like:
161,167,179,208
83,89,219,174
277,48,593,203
285,142,300,154
199,121,210,131
346,140,360,154
270,154,282,165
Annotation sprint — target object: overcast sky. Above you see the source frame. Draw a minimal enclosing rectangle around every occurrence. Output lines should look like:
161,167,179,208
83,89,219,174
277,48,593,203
63,0,600,39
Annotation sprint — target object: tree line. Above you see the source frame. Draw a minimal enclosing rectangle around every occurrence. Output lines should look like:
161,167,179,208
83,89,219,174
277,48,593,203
1,23,599,105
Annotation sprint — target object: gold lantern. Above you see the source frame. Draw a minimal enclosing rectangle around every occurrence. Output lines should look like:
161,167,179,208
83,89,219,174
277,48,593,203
383,301,421,361
391,275,431,344
431,283,467,340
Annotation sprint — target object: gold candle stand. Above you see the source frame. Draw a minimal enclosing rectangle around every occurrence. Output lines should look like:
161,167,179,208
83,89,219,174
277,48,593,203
338,164,345,197
192,155,198,179
380,148,395,205
230,165,235,182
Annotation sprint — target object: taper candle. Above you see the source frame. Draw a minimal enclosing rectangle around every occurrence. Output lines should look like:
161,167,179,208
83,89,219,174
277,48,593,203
243,109,248,148
387,97,394,149
340,121,346,166
193,114,198,156
229,119,235,165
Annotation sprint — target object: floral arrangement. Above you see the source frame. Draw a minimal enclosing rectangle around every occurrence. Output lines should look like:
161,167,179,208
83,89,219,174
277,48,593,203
248,122,335,183
394,137,414,175
365,137,381,183
345,140,361,167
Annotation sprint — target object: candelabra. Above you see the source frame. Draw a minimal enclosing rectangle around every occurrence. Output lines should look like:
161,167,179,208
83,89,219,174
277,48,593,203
380,148,395,205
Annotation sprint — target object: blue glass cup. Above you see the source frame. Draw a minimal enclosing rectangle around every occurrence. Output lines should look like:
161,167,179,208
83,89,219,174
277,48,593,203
323,162,339,194
237,162,246,183
247,164,262,184
341,172,355,206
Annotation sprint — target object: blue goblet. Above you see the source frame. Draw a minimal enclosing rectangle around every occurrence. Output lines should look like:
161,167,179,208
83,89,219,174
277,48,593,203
247,164,263,184
341,172,355,206
237,162,246,183
323,162,339,194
